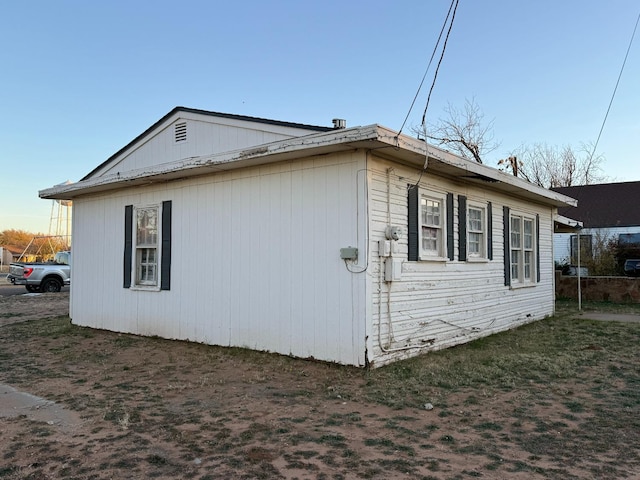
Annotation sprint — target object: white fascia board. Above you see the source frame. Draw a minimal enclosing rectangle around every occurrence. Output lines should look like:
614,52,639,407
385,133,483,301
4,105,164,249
372,126,578,208
39,125,381,199
39,123,578,209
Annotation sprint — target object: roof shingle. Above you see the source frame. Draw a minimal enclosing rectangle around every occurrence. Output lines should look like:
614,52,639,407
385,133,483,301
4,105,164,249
552,181,640,228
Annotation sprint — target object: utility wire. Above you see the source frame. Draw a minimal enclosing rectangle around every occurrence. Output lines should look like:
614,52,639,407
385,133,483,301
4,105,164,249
409,0,460,188
588,11,640,163
421,0,459,129
398,0,456,136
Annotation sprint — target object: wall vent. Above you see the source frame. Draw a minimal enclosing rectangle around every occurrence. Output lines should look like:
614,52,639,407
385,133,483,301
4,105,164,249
174,122,187,143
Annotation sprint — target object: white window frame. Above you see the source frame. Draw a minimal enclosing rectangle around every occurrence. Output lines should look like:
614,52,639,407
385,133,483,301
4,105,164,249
133,205,161,289
510,212,536,285
467,202,486,260
418,190,447,260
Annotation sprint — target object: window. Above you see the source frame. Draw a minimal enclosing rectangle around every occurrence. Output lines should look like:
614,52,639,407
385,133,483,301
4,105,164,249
418,192,447,259
467,205,485,258
619,233,640,246
135,207,159,286
509,213,536,284
124,201,172,290
570,234,593,263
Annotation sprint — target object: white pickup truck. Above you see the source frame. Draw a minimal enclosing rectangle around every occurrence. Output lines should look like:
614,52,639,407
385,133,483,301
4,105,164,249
6,251,71,293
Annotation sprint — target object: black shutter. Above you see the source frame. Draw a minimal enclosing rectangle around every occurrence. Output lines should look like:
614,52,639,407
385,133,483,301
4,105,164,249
536,214,541,283
487,202,493,260
407,185,419,261
458,195,467,261
123,205,133,288
161,200,172,290
503,206,511,286
446,193,454,261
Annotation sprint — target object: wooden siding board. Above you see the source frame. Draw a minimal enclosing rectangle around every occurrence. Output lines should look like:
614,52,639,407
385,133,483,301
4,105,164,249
70,152,367,366
367,157,557,366
289,167,304,356
313,163,330,359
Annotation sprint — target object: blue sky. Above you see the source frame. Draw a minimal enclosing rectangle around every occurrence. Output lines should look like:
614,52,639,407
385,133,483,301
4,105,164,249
1,0,638,233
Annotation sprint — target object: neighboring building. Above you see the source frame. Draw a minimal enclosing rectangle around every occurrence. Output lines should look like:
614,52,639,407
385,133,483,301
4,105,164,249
552,181,640,266
40,107,576,367
0,245,22,267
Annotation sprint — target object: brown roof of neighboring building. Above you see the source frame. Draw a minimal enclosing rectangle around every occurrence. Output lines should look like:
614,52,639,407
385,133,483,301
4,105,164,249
552,181,640,228
1,245,23,255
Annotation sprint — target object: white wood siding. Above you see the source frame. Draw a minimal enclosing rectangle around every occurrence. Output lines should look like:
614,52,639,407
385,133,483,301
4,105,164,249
70,152,368,366
366,157,557,366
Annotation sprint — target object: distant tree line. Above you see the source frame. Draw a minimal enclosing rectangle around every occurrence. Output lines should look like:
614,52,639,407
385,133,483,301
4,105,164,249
0,229,70,261
0,229,38,249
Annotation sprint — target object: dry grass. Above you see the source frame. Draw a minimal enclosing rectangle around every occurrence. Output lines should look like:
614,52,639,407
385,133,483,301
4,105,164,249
0,300,639,479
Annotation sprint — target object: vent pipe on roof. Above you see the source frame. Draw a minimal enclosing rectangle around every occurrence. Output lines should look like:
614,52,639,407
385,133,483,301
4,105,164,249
332,118,346,129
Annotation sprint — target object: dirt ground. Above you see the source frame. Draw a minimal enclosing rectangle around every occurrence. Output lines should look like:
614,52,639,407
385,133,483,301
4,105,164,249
1,292,639,479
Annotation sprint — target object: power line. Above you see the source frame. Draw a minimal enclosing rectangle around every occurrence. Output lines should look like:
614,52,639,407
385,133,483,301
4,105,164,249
421,0,459,129
397,0,458,136
588,11,640,163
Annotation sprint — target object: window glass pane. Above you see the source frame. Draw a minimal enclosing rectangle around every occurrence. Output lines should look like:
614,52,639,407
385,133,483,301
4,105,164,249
422,226,438,252
523,219,532,234
136,208,158,245
511,231,521,248
523,219,533,249
511,250,520,280
511,265,519,280
136,247,158,284
469,232,481,254
469,208,483,232
524,251,532,279
422,198,440,227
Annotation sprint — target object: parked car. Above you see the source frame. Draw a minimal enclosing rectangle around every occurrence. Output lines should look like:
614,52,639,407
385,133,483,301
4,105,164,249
6,251,71,292
623,259,640,277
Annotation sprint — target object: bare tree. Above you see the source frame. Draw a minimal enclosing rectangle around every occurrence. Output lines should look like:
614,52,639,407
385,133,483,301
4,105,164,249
413,98,499,164
413,99,607,187
505,142,607,188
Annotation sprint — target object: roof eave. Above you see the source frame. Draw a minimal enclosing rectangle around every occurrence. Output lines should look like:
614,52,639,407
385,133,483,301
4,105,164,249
554,214,584,233
40,125,578,209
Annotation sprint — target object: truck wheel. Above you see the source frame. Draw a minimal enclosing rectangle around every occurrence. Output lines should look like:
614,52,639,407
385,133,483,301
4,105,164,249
41,278,62,293
26,285,40,293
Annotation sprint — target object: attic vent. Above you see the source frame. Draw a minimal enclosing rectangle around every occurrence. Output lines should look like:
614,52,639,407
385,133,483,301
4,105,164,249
174,122,187,143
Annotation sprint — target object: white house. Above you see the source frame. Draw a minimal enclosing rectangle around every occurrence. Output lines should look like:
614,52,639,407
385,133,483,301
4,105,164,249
552,182,640,266
40,107,576,367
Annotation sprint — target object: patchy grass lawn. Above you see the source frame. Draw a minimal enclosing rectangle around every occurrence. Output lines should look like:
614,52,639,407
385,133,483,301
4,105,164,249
0,299,639,479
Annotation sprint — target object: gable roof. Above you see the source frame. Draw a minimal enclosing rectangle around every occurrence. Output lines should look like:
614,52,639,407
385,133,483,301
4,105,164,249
552,181,640,228
81,107,335,181
1,245,24,255
41,119,576,209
